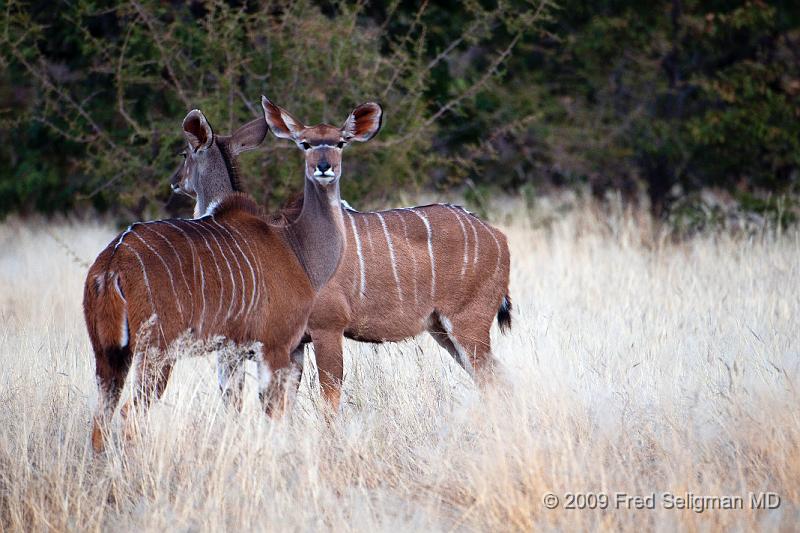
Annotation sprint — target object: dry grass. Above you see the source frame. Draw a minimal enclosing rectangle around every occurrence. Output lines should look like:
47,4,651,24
0,202,798,531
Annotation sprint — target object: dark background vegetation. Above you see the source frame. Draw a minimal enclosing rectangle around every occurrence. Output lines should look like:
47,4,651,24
2,0,799,228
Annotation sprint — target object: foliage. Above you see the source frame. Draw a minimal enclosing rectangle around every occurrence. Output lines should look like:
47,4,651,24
0,0,547,218
1,0,799,222
478,0,800,216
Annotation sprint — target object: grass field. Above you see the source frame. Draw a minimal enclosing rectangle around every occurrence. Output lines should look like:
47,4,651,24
0,202,798,531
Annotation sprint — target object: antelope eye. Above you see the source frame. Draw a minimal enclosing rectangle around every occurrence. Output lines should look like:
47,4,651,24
337,141,346,148
301,141,311,150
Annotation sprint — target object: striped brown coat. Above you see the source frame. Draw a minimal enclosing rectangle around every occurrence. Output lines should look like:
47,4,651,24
84,96,383,451
84,195,320,452
175,108,512,409
301,202,511,407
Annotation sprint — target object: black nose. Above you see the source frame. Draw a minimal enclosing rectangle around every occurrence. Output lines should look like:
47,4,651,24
317,161,331,172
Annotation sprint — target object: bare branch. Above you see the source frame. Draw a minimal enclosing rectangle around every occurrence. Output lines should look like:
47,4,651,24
44,228,91,269
7,44,118,150
129,0,191,108
116,18,149,138
375,33,523,148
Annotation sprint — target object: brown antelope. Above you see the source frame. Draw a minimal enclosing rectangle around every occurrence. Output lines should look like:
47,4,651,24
83,96,382,451
174,103,512,411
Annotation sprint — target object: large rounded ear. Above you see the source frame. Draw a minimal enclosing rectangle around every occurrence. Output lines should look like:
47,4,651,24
183,109,214,152
229,116,268,156
342,102,382,142
261,96,304,140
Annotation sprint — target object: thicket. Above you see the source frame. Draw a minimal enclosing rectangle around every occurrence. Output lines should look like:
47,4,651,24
1,1,799,226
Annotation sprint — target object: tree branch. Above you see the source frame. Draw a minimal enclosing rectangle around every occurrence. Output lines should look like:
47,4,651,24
130,0,191,108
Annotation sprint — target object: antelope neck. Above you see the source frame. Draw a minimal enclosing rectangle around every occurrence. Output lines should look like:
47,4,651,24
194,149,236,218
281,177,345,291
216,139,242,192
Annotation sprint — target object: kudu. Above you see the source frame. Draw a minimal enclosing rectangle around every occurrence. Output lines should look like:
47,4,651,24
83,96,382,452
174,104,512,411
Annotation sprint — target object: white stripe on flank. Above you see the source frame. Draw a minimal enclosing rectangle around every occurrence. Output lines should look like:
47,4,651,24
345,215,359,300
224,223,265,313
407,208,435,299
130,232,184,322
112,212,224,253
121,243,164,342
474,216,502,274
216,221,258,317
209,220,247,320
445,205,469,278
461,209,479,268
163,221,205,335
363,215,375,252
376,212,403,303
204,223,238,321
183,221,225,327
395,212,418,305
346,211,366,301
145,224,194,324
114,223,137,250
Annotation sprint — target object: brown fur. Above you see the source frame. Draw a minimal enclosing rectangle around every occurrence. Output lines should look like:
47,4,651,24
202,178,511,410
304,203,511,408
84,193,323,452
86,98,381,451
267,193,304,226
183,102,511,410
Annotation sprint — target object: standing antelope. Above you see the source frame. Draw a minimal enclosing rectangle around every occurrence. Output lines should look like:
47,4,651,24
175,103,512,410
83,96,382,452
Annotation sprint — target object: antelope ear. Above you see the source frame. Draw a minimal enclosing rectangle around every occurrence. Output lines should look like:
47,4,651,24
229,116,268,156
342,102,382,142
183,109,214,152
261,96,304,140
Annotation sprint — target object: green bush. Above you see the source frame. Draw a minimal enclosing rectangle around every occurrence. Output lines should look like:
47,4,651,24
1,0,798,225
0,0,546,218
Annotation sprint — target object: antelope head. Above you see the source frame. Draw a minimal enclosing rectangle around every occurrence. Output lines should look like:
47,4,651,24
260,96,382,189
172,109,268,217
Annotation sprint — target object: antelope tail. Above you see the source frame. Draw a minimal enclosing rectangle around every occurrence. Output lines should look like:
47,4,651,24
497,294,512,334
84,267,130,361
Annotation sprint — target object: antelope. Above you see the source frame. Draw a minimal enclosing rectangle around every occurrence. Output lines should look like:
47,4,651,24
83,96,382,452
174,103,512,411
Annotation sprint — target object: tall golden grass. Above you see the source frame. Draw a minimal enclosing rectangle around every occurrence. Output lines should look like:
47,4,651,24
0,201,797,531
